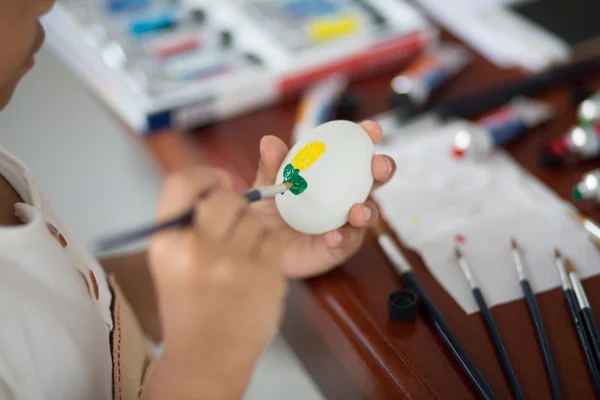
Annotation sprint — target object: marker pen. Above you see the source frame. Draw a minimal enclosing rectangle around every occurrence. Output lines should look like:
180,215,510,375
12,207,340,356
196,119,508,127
128,9,181,37
391,43,471,118
292,74,348,143
452,97,553,160
573,169,600,204
106,0,150,13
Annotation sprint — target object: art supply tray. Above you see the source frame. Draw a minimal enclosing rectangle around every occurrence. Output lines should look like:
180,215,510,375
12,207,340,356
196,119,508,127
43,0,433,134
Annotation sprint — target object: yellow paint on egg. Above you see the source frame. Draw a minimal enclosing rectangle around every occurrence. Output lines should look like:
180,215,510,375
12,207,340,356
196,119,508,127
290,141,326,171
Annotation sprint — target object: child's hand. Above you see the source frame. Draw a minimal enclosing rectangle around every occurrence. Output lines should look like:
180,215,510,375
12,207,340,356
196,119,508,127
251,120,395,278
147,168,286,399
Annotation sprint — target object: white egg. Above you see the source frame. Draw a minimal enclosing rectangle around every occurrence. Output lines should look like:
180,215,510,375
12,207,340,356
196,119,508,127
275,120,374,234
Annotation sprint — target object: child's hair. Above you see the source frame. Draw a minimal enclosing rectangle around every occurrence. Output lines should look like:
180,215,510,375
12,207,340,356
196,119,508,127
0,0,56,110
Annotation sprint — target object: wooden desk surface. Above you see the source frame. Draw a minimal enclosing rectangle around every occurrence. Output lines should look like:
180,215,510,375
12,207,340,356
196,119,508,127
146,40,600,399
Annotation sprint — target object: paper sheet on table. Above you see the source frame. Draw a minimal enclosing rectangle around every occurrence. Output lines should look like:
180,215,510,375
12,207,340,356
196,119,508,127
413,0,564,71
374,120,600,314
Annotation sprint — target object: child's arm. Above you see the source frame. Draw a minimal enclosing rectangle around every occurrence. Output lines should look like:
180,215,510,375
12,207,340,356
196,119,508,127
139,167,286,400
100,252,161,342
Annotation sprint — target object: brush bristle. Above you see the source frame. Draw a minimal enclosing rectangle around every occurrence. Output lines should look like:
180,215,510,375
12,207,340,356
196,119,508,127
565,258,576,274
554,248,562,259
372,218,387,237
510,237,518,249
454,246,462,259
565,209,586,225
283,182,293,189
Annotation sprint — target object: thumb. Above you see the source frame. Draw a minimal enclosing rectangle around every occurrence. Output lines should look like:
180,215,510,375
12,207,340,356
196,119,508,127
253,135,289,187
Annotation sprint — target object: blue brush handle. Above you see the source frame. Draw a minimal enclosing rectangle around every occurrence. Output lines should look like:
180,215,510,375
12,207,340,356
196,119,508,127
401,273,498,400
489,120,527,147
424,69,450,94
472,288,525,400
565,290,600,397
520,281,562,400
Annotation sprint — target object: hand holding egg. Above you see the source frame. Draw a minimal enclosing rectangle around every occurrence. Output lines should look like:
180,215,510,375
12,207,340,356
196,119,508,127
251,120,395,279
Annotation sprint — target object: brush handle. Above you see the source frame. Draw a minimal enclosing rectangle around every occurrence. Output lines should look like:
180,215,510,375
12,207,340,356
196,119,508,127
565,290,600,397
582,307,600,368
520,280,562,400
472,288,525,400
401,273,498,400
417,57,600,120
97,209,194,252
97,184,287,252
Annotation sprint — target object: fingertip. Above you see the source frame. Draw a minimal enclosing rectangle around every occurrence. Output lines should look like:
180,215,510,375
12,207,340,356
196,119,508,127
348,204,368,228
372,155,396,182
348,202,378,228
360,120,383,144
260,135,289,164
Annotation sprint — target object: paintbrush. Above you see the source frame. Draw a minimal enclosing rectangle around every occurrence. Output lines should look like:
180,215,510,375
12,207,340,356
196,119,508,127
511,239,562,400
555,249,600,397
454,246,525,400
97,182,293,252
565,209,600,252
565,258,600,369
373,221,498,400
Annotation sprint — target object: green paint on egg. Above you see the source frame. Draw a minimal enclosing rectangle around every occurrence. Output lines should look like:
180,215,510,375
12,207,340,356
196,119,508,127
282,164,308,195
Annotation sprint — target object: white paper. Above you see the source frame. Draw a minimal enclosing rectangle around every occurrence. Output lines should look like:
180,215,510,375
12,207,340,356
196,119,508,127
374,120,600,314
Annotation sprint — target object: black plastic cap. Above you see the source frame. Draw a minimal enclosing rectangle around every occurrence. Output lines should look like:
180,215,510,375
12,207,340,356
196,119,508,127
336,91,359,120
220,30,233,48
538,148,565,169
192,9,206,24
388,290,418,322
390,91,416,120
244,52,264,66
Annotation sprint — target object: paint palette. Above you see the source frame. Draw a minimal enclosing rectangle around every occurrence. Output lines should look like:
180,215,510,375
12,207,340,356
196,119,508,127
43,0,432,134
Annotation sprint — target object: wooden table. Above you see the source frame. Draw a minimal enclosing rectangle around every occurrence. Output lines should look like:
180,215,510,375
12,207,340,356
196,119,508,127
146,38,600,399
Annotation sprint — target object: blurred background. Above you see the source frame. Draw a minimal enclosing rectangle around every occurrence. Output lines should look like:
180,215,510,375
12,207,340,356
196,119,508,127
2,0,600,398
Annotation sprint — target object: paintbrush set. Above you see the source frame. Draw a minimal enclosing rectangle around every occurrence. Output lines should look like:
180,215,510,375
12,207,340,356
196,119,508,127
370,79,600,396
376,216,600,399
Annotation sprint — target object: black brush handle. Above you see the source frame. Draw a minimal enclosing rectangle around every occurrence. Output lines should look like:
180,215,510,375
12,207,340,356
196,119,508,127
96,210,194,252
520,281,562,400
472,288,525,400
401,273,498,400
582,307,600,369
565,290,600,397
410,57,600,120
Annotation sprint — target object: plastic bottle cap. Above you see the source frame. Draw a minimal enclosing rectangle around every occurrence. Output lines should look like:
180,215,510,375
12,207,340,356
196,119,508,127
388,289,418,322
573,187,584,201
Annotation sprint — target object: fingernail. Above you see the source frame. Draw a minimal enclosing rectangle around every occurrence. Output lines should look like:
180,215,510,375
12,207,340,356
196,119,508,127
363,207,372,222
333,230,343,244
386,157,393,175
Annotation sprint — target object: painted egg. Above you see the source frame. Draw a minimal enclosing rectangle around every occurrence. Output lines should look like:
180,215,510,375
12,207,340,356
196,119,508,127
275,120,374,234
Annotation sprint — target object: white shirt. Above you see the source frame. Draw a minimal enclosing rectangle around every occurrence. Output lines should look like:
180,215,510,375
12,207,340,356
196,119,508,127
0,147,113,399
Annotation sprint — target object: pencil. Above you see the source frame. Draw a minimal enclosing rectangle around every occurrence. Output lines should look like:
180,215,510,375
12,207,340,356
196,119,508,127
454,246,525,400
565,258,600,369
97,182,293,252
555,249,600,397
374,224,498,400
511,239,562,400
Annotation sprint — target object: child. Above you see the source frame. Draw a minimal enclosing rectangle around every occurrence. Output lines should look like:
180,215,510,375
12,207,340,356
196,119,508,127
0,1,395,399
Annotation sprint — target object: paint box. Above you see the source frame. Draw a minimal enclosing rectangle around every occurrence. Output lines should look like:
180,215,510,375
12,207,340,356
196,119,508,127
44,0,433,133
